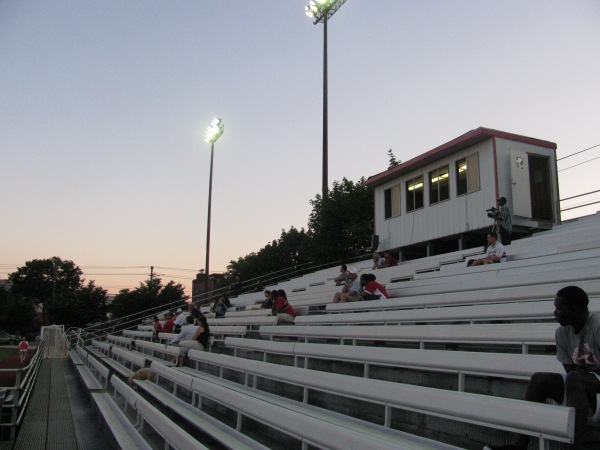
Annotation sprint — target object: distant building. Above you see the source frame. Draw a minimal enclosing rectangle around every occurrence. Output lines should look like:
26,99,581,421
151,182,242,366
365,127,560,259
191,272,225,305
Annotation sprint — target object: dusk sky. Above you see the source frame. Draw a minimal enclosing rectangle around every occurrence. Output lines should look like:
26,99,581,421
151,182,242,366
1,1,599,296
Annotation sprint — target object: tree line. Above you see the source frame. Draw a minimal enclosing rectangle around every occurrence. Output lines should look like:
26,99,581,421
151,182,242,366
1,176,374,332
225,177,374,285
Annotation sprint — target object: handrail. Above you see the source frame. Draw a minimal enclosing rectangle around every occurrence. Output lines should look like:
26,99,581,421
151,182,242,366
0,337,47,441
70,248,374,347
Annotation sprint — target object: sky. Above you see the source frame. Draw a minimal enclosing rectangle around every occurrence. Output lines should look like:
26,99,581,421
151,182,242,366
1,0,599,296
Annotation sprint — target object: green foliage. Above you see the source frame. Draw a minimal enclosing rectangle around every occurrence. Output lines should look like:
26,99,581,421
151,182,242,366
0,286,37,334
110,277,188,319
49,281,107,328
226,177,373,282
227,227,312,283
8,257,106,327
308,177,374,263
9,258,83,306
387,148,400,169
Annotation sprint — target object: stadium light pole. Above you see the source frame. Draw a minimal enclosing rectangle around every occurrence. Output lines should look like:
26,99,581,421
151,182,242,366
305,0,348,198
204,118,224,291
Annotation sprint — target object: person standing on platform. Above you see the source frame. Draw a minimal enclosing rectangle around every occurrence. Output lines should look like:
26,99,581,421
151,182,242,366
496,196,512,245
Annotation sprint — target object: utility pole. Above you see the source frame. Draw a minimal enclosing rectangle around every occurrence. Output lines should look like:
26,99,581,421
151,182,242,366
150,266,154,281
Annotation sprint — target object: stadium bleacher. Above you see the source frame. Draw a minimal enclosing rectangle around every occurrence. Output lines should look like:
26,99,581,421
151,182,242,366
68,212,600,449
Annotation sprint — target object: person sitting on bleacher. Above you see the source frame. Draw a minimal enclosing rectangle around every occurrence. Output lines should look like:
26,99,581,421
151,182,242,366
334,264,348,286
173,308,185,332
484,286,600,450
332,268,361,303
152,315,163,342
372,253,385,269
162,312,175,333
383,251,398,268
360,274,389,300
468,232,505,266
169,315,210,367
272,289,296,324
211,294,230,318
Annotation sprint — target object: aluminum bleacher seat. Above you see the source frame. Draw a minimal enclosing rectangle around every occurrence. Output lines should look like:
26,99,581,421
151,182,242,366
144,361,461,449
182,350,573,449
224,337,562,390
259,323,557,353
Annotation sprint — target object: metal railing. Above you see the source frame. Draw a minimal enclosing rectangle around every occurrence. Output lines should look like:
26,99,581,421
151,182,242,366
66,248,374,348
0,337,47,441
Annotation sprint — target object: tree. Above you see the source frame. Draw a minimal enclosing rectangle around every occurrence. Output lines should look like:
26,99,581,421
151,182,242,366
307,177,374,263
110,277,188,319
0,286,37,334
226,227,312,284
49,281,107,328
8,257,106,327
387,148,401,170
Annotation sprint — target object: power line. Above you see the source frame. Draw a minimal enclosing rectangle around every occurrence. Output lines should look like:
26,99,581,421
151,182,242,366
561,200,600,212
560,189,600,202
558,155,600,172
557,143,600,161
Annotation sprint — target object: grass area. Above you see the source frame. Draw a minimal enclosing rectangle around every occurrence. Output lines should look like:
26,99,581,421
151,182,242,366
0,349,14,363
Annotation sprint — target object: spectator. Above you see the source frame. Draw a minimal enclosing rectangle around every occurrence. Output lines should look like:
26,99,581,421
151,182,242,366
253,279,264,292
484,286,600,450
211,295,229,318
467,232,505,266
334,264,348,286
162,312,175,334
372,253,385,270
332,268,361,303
251,290,273,310
232,276,243,297
173,308,185,332
169,315,209,367
272,289,295,324
360,274,389,300
383,251,398,267
18,337,28,363
190,303,202,324
496,196,512,245
152,315,163,342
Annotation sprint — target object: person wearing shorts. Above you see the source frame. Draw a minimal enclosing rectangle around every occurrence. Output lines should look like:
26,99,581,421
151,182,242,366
18,337,28,363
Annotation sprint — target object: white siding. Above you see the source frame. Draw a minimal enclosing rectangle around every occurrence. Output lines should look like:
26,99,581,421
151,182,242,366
495,138,560,226
374,139,498,249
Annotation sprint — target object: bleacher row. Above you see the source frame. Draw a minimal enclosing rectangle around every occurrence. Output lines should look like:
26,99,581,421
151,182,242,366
70,212,600,449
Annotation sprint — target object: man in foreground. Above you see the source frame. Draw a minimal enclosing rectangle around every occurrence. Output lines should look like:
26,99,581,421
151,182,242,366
485,286,600,449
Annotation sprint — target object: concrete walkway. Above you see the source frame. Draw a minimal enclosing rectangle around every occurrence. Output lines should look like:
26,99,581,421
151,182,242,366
14,358,110,450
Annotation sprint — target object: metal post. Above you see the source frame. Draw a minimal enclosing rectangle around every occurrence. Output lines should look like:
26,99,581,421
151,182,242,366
322,13,328,198
205,141,215,293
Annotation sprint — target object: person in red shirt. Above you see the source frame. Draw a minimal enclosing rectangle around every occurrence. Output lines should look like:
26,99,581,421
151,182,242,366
18,337,29,363
272,289,295,324
162,313,175,333
360,274,389,300
383,251,398,267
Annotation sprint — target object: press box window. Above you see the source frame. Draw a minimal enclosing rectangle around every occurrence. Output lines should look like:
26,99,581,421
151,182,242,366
406,175,424,212
384,185,401,219
456,153,480,196
429,166,449,205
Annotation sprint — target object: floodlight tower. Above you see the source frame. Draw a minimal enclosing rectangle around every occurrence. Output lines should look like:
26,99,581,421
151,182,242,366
204,118,224,288
305,0,348,198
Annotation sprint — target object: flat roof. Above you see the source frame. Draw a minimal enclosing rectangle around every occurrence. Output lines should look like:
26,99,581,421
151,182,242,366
365,127,557,187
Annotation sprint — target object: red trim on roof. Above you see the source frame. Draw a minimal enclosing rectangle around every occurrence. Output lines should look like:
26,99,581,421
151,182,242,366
365,127,557,187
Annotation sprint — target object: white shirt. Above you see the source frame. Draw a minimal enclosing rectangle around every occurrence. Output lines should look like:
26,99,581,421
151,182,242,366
169,324,197,345
173,313,185,326
485,241,505,260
